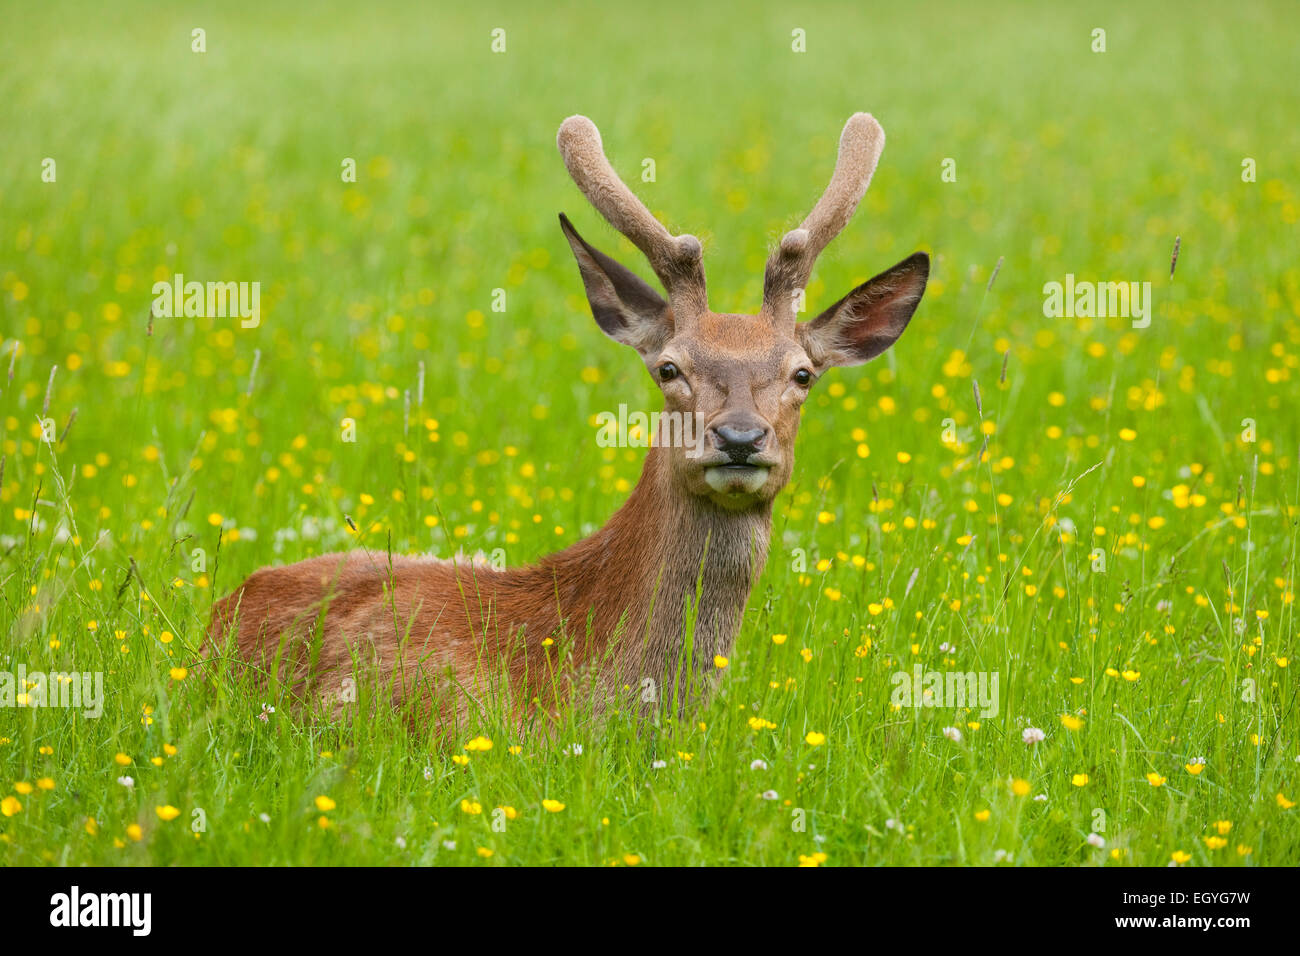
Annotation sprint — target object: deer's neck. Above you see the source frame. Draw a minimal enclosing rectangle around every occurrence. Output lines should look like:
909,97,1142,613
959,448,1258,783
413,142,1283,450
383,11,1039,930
537,446,772,689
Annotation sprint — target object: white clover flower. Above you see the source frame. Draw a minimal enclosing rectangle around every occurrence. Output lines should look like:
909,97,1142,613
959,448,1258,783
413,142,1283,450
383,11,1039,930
761,790,779,801
117,776,134,789
942,726,962,742
750,759,768,771
1022,726,1046,745
395,836,407,849
422,766,435,781
1086,833,1105,848
651,759,667,769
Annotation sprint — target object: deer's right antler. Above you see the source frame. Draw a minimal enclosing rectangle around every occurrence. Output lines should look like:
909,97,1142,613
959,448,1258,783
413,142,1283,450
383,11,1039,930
557,116,708,325
763,113,886,331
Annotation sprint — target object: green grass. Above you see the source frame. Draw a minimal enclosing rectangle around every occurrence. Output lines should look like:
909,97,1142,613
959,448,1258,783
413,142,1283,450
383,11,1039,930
2,0,1299,866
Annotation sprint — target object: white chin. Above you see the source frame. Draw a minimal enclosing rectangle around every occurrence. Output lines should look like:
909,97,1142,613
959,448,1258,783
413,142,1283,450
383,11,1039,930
704,465,771,496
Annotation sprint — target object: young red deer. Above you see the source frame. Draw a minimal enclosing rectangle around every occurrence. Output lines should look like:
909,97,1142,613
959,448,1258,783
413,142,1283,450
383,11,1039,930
208,113,929,732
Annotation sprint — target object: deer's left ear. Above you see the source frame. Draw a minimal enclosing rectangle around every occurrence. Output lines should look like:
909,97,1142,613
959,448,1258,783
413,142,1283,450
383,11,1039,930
797,252,929,370
559,212,673,360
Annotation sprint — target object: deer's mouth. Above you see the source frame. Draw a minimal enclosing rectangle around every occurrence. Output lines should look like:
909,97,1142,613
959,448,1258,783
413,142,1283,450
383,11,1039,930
703,463,771,496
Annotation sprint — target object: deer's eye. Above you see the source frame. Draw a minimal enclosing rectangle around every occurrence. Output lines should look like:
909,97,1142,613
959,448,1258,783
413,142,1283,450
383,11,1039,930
793,368,813,387
658,362,680,382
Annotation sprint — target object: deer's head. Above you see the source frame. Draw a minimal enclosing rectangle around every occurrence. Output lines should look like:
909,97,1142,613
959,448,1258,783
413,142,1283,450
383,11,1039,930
558,114,928,512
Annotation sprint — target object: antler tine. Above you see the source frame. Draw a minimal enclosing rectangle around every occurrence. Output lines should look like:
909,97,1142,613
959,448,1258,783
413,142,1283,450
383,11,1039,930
557,115,708,320
763,113,885,328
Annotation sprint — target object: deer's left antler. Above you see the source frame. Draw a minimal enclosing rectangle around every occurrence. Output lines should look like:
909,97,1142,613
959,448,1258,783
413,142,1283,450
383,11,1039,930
557,116,708,325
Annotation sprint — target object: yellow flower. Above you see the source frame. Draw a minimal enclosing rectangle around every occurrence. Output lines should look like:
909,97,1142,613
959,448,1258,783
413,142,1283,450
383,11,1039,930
1278,792,1296,810
804,731,826,746
1145,772,1166,787
497,806,518,820
1203,836,1227,850
13,782,33,795
797,851,829,867
314,795,336,812
460,799,483,815
1213,820,1232,835
542,799,565,813
463,736,493,752
1170,850,1191,864
713,655,729,669
1011,778,1031,797
126,823,143,842
800,647,813,663
974,809,991,822
84,817,98,836
1121,670,1141,682
317,816,331,829
35,778,54,791
169,667,188,681
155,805,181,821
1185,762,1205,775
114,753,132,766
476,847,494,858
451,754,470,766
623,853,642,866
0,796,21,817
771,633,788,645
1060,713,1084,731
1071,773,1089,787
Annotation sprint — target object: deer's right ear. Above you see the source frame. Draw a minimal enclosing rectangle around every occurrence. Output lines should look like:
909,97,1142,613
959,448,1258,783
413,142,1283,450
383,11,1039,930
559,213,672,359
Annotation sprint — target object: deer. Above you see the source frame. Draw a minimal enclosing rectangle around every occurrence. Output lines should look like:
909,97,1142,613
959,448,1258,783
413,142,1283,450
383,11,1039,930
207,112,929,735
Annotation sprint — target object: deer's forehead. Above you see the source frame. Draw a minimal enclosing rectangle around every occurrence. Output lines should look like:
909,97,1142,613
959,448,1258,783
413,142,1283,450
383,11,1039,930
671,313,803,372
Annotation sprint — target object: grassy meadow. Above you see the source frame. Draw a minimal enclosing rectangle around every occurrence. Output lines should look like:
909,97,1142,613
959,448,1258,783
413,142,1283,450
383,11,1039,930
2,0,1299,866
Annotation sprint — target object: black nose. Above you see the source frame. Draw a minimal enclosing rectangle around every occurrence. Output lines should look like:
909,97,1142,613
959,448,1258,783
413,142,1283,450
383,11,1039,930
714,424,766,462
